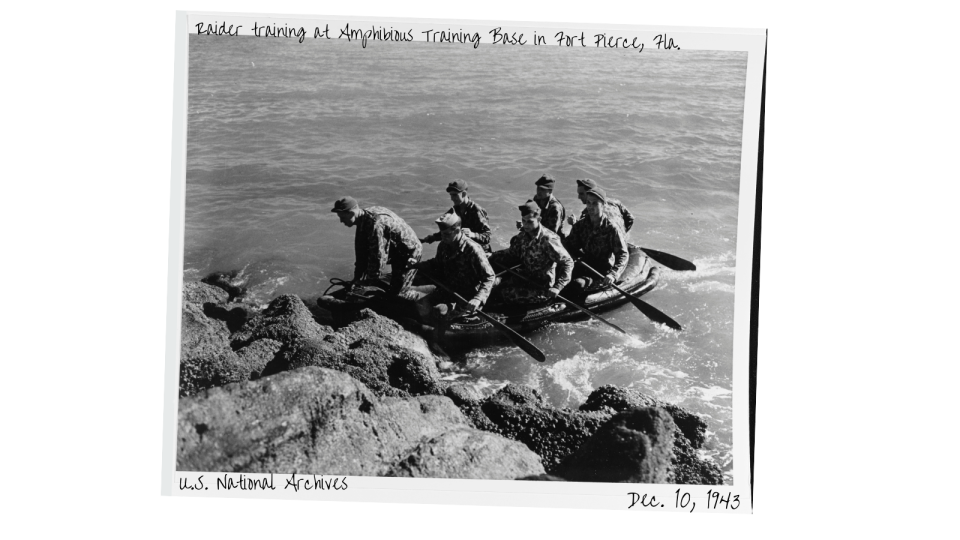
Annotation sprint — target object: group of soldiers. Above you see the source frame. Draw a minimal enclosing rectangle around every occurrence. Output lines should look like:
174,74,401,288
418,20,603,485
329,175,635,341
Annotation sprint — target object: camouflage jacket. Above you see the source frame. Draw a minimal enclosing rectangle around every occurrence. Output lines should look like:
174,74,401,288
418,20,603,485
354,207,422,283
535,194,566,236
420,233,495,306
563,214,629,281
489,226,572,291
422,198,492,252
578,197,634,233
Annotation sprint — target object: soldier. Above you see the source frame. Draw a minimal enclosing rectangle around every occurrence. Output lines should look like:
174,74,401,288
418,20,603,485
331,196,422,297
408,213,496,342
420,180,493,254
490,200,572,304
567,178,635,233
532,175,566,236
561,187,629,302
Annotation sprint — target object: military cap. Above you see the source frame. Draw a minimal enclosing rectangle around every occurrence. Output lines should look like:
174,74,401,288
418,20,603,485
445,180,468,193
583,187,607,203
331,196,359,212
435,212,462,230
576,178,599,190
535,175,555,190
518,200,541,217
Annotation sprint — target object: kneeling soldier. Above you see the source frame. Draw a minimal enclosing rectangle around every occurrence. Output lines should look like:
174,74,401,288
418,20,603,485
490,200,572,304
332,196,422,297
562,187,629,302
408,213,496,342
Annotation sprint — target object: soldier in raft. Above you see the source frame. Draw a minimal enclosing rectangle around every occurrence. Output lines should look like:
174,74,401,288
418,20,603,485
419,180,493,254
567,178,635,234
561,186,629,302
331,196,422,298
407,213,496,342
489,200,573,304
531,175,566,236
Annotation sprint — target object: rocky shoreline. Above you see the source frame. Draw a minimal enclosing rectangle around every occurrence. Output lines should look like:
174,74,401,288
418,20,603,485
178,279,723,483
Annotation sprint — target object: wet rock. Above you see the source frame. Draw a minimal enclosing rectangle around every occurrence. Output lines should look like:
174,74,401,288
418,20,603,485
202,302,251,333
581,385,707,449
444,383,483,406
235,339,283,379
385,428,545,479
201,271,246,301
281,308,442,398
231,295,332,349
177,367,540,477
478,384,610,474
671,430,724,485
179,302,250,397
183,281,229,305
553,408,676,483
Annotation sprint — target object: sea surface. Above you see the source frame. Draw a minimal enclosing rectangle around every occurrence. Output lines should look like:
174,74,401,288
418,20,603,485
184,35,747,482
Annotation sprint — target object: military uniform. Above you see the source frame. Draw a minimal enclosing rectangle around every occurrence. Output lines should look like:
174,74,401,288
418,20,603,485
419,232,496,309
353,206,422,294
563,213,629,286
577,197,634,233
535,194,566,236
422,198,493,253
490,226,572,304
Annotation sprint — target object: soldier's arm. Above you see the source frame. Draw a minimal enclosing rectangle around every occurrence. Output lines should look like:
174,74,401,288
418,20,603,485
466,247,496,309
364,221,388,281
549,237,574,292
466,208,492,246
607,226,629,282
420,232,440,244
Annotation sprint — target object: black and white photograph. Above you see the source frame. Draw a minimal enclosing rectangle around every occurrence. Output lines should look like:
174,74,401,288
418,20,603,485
168,13,761,505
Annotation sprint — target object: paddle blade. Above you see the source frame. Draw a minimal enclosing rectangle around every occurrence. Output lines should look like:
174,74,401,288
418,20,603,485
624,294,682,331
641,248,697,272
476,311,546,362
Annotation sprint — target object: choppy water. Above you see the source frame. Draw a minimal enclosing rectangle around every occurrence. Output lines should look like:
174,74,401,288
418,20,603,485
184,35,747,482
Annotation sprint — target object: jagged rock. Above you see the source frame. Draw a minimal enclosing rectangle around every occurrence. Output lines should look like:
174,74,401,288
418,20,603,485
235,339,283,379
179,302,250,396
202,302,251,333
276,307,441,398
183,281,229,305
385,428,545,479
231,295,332,349
444,383,483,406
201,271,246,300
553,408,676,483
671,430,724,485
581,385,707,449
177,367,542,478
478,384,610,473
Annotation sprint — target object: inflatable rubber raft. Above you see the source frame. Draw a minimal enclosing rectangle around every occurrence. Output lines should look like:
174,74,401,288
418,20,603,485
318,244,660,336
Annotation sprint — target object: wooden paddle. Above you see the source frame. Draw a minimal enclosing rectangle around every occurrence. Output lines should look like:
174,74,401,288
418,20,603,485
493,263,629,336
640,248,697,272
576,260,682,331
418,272,547,363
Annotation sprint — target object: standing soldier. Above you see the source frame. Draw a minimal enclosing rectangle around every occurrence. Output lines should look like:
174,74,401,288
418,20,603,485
331,196,422,297
567,178,635,233
409,213,496,343
420,180,493,254
562,187,629,302
490,200,573,304
531,175,566,236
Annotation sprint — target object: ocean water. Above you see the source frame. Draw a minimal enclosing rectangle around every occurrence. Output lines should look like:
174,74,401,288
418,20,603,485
184,35,747,482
